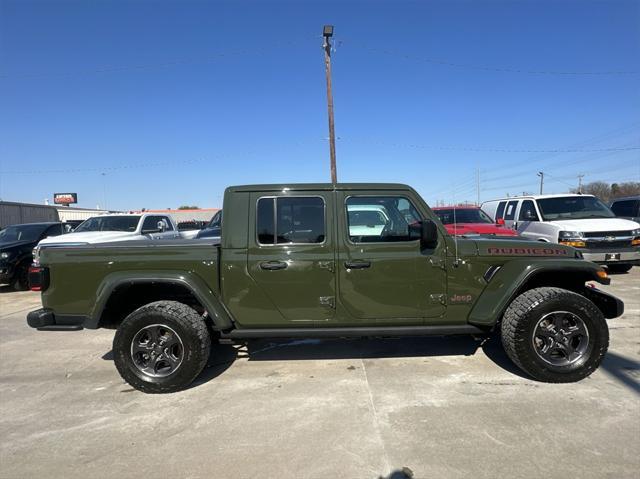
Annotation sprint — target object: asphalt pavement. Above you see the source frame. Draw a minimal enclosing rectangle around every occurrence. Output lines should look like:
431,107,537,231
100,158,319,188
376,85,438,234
1,270,638,479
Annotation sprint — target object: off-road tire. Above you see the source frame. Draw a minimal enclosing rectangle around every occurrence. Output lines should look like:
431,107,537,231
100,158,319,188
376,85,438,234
13,263,29,291
501,287,609,383
606,264,633,274
113,301,210,393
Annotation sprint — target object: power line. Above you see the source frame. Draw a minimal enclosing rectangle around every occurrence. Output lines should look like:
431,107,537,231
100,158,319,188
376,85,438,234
344,40,639,76
0,40,309,80
479,122,640,178
341,137,640,154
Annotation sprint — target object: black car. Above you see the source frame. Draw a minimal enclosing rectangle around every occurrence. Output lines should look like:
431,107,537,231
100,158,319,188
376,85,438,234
195,210,222,239
610,196,640,224
0,222,65,290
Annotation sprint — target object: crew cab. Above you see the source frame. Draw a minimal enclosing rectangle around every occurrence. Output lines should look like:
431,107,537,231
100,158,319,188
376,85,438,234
482,194,640,273
432,206,518,237
27,183,624,393
36,213,180,253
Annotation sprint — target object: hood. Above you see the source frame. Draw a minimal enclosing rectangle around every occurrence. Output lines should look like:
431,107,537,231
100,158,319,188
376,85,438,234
445,223,517,236
548,217,640,232
0,239,36,251
472,237,577,258
38,231,140,246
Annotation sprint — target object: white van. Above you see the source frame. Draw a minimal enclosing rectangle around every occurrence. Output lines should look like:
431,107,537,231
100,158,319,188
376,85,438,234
481,194,640,272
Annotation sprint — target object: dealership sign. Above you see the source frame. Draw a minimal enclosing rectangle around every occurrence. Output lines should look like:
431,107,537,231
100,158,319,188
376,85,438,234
53,193,78,205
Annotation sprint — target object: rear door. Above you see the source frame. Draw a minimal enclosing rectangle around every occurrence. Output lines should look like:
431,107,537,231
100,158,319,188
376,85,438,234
336,191,446,324
246,192,336,324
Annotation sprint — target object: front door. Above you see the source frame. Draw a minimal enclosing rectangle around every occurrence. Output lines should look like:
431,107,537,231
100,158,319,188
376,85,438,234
502,200,520,231
247,192,336,325
336,192,446,324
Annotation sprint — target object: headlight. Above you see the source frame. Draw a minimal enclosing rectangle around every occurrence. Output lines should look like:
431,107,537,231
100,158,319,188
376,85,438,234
558,231,585,248
632,228,640,236
32,247,40,266
0,252,10,259
558,231,583,239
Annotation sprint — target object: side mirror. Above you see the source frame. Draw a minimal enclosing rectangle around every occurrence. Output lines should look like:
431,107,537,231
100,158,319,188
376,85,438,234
142,222,165,235
421,220,438,249
496,218,505,226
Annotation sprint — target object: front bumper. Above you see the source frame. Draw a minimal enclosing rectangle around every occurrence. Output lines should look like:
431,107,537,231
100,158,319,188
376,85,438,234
27,308,85,331
581,248,640,265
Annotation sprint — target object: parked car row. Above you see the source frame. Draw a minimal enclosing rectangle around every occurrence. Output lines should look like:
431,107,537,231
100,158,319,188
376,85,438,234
2,193,637,291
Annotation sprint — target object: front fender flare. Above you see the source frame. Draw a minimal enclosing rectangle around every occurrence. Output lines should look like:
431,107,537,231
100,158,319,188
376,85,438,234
86,270,234,330
468,259,607,327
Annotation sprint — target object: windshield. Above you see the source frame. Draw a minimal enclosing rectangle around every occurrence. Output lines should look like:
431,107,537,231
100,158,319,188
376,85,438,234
537,196,615,221
74,216,141,232
0,224,48,243
434,208,493,225
208,211,222,228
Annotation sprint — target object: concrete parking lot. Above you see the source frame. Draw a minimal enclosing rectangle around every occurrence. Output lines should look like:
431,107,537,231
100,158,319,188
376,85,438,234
1,271,639,479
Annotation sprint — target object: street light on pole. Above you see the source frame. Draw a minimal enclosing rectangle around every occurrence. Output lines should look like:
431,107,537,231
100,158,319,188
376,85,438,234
322,25,338,184
537,171,544,195
101,172,107,210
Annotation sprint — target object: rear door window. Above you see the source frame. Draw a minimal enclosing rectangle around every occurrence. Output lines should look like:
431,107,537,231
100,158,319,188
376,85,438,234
504,201,518,220
495,201,507,220
257,197,325,245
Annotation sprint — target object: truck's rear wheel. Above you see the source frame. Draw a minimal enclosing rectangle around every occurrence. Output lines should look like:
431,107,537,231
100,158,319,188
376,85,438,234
501,287,609,383
113,301,210,393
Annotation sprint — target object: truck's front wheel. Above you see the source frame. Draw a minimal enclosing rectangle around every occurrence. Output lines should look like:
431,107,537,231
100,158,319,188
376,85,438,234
501,287,609,383
113,301,210,393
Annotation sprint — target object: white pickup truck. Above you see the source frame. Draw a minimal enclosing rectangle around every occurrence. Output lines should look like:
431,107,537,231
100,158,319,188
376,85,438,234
37,213,180,250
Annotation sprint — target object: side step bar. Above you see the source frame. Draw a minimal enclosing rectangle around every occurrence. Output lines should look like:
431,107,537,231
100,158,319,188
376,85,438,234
220,325,486,339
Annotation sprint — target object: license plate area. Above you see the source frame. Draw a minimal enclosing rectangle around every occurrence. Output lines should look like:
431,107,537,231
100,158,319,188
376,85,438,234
605,253,621,261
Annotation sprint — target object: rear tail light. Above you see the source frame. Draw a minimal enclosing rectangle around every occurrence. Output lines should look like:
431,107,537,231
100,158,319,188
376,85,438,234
28,266,49,292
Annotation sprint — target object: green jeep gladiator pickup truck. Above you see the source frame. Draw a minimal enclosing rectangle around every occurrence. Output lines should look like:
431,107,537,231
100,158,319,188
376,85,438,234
27,183,624,393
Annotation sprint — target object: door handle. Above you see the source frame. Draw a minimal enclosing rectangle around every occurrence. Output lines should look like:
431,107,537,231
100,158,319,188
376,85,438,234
260,261,288,271
344,261,371,270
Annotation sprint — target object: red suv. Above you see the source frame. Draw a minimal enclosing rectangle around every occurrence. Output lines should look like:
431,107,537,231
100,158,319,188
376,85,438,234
432,206,518,236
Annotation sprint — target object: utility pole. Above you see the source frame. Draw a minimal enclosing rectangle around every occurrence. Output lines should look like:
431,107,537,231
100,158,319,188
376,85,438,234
476,168,480,205
537,171,544,195
577,174,584,193
322,25,337,184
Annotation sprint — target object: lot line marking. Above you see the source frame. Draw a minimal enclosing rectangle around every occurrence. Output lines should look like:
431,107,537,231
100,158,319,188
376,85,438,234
360,358,392,475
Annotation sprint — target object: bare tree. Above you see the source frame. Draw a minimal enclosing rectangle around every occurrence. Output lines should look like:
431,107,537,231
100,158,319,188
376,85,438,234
570,181,640,202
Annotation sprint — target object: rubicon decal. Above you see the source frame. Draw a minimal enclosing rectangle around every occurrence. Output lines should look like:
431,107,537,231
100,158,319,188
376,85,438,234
487,247,569,256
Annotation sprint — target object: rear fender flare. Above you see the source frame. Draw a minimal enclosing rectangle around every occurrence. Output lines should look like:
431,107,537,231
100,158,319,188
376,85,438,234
87,271,234,330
